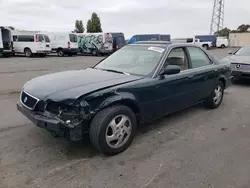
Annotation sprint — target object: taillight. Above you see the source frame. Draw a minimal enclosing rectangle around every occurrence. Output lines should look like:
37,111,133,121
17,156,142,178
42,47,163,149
35,35,38,43
68,41,70,48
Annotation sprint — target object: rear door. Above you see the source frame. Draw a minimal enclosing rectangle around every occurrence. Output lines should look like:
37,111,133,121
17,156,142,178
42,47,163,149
186,46,217,101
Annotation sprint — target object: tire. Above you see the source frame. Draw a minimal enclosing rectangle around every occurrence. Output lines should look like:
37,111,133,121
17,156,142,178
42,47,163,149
89,105,137,155
202,44,209,50
24,48,32,57
91,49,97,56
57,49,64,57
221,44,225,49
204,81,224,109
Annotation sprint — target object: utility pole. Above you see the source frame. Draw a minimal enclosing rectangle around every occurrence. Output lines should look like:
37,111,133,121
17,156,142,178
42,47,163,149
210,0,225,35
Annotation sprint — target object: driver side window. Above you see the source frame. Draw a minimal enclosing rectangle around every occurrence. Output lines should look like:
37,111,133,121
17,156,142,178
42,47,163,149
165,47,188,71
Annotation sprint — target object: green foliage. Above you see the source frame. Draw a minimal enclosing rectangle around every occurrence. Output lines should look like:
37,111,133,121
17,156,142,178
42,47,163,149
87,13,103,33
74,20,84,33
8,26,15,30
214,27,231,37
215,24,250,36
237,24,250,32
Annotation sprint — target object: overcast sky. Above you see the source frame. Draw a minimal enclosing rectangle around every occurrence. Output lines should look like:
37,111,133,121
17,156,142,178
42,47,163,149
0,0,249,38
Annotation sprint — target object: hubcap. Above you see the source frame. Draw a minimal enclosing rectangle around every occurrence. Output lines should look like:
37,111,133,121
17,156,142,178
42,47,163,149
105,115,132,149
213,85,222,105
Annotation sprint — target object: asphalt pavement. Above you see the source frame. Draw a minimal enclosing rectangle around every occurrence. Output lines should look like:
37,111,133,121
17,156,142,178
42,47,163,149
1,49,250,188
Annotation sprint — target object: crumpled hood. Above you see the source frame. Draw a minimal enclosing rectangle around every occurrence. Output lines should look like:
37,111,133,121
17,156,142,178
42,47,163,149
23,68,141,101
221,55,250,64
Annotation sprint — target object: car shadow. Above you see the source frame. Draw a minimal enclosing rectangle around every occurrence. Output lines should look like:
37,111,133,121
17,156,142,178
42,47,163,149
232,79,250,86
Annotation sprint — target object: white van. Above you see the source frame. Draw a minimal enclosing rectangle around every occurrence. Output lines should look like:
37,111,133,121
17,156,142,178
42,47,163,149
44,32,78,57
0,27,14,57
216,37,229,48
77,33,113,56
12,33,51,57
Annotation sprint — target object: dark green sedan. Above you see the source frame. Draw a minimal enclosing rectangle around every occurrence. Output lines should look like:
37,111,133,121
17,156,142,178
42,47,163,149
17,41,232,155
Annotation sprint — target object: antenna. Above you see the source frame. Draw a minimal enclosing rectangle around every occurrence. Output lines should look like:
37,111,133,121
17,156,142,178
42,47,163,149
210,0,225,35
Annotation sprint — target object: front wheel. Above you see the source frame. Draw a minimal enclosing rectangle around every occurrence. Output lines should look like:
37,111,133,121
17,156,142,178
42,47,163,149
89,105,137,155
204,81,224,109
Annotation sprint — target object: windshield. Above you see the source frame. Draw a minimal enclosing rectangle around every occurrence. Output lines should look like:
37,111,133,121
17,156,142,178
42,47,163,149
44,35,50,42
94,45,165,76
235,46,250,56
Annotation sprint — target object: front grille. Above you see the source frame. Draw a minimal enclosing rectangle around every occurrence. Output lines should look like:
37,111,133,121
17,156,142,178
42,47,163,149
20,91,39,110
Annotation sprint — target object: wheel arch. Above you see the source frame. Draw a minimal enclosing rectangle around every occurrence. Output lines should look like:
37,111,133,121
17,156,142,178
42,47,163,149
88,95,141,124
218,76,226,88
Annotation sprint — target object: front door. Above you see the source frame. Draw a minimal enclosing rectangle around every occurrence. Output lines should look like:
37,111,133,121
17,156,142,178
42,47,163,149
152,47,197,118
37,34,46,52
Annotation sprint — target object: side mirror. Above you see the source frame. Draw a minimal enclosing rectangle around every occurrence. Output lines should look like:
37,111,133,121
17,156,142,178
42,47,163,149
160,65,180,75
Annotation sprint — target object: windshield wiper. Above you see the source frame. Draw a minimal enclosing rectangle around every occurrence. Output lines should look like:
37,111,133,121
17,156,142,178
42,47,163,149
98,68,130,75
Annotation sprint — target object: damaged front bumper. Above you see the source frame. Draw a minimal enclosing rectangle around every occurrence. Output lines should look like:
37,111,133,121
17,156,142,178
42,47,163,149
17,103,87,141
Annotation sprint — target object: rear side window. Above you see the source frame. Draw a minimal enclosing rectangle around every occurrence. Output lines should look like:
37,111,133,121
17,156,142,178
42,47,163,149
69,34,77,43
187,47,211,68
44,35,50,42
17,35,34,42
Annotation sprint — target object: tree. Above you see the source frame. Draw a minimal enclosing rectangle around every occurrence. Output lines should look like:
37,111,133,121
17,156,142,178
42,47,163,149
8,26,15,30
237,24,250,32
214,27,231,37
87,13,102,33
74,20,84,33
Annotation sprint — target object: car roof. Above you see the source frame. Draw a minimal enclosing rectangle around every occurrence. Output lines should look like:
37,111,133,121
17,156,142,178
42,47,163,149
129,41,202,49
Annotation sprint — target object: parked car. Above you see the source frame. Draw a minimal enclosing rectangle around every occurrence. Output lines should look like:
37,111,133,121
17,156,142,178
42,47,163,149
17,41,231,155
77,32,113,56
127,34,171,44
109,32,126,52
0,26,14,57
221,46,250,81
44,32,78,57
12,33,51,57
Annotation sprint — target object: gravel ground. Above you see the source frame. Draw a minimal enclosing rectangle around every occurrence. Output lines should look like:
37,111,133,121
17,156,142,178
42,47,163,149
1,49,250,188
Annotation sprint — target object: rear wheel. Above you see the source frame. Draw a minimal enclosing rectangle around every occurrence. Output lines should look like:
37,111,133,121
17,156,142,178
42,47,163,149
89,105,137,155
204,81,224,109
24,48,32,57
221,44,225,49
202,44,209,50
57,49,64,57
91,49,98,56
